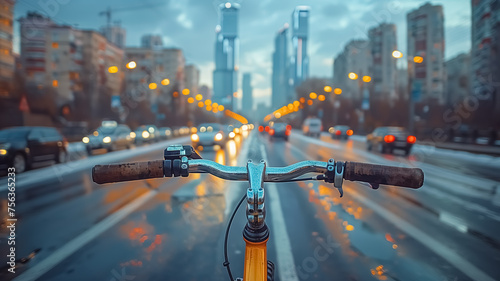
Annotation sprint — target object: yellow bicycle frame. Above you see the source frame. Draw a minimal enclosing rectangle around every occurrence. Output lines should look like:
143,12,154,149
243,237,268,281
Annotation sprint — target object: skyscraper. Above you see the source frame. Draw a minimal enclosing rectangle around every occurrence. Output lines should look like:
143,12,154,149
272,24,289,109
242,73,253,116
407,3,445,104
368,23,398,100
471,0,500,118
291,6,310,88
213,2,240,110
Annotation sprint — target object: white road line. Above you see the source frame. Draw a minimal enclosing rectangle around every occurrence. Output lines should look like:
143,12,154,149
260,144,300,281
14,190,157,281
290,144,496,281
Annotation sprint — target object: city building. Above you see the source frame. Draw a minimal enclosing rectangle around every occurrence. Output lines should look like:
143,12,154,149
213,2,240,110
0,0,14,98
125,47,185,115
141,34,163,49
290,6,310,88
199,85,211,100
19,12,124,126
100,23,126,49
397,68,409,100
445,53,470,105
368,23,398,100
471,0,500,117
407,3,445,104
272,24,289,109
185,64,200,96
242,73,253,116
333,40,372,100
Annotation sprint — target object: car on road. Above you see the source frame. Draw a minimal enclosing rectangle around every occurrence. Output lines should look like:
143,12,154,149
269,122,291,141
132,125,160,145
302,117,322,137
0,126,68,173
191,123,227,149
329,125,353,140
158,127,173,140
83,123,133,154
366,127,416,156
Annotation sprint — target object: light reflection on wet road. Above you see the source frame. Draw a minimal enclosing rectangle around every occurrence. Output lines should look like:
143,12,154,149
1,131,499,281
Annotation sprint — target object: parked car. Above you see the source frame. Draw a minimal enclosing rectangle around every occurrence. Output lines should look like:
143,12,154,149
366,127,416,156
133,125,160,144
83,123,133,153
0,127,68,173
329,125,353,140
191,123,227,148
302,117,322,137
269,122,291,141
158,127,173,140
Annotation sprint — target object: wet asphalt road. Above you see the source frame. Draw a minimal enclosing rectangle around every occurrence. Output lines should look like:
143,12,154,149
1,131,500,281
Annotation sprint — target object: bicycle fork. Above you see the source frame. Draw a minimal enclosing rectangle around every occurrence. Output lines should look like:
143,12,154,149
238,160,274,281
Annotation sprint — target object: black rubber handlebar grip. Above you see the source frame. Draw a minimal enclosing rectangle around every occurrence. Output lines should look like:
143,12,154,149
343,161,424,188
92,160,164,184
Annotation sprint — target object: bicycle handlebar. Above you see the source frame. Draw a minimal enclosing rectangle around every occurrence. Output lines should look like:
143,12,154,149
92,159,424,189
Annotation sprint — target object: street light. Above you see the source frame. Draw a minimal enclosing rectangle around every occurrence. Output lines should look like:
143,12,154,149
309,92,317,99
362,76,372,83
149,83,157,90
413,56,424,63
108,66,118,73
334,88,342,95
324,86,332,92
392,50,403,59
161,78,170,85
348,72,358,80
126,61,137,69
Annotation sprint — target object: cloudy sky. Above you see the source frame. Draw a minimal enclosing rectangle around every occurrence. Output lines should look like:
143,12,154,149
13,0,471,107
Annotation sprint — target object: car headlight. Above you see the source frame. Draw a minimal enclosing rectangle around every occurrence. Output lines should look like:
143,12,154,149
214,133,223,141
165,130,171,136
82,137,90,143
0,149,7,155
103,136,111,143
142,131,150,138
130,132,136,138
191,134,199,142
229,132,235,138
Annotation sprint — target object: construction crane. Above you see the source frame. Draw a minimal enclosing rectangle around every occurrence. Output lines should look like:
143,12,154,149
99,3,165,28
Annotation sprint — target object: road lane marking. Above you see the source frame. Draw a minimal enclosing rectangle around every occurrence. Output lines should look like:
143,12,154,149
14,190,157,281
260,144,300,281
289,143,496,281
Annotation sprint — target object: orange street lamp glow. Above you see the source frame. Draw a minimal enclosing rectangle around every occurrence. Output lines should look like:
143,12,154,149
218,105,224,111
348,72,358,80
300,97,305,103
205,99,212,105
173,91,179,98
274,112,281,118
52,80,58,87
309,92,317,99
213,108,219,113
318,94,325,101
198,101,204,107
287,103,293,110
293,100,300,107
187,97,194,103
149,83,157,90
195,94,203,100
307,100,313,105
161,78,170,85
362,76,372,83
182,89,190,95
414,56,424,63
108,66,118,73
324,86,332,92
392,50,403,58
334,88,342,95
126,61,137,69
206,105,212,111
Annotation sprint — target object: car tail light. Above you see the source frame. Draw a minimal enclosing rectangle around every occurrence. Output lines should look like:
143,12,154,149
346,130,353,136
265,126,270,132
384,135,395,143
258,126,264,132
285,129,291,136
407,135,416,144
335,130,341,136
269,129,275,136
286,125,292,130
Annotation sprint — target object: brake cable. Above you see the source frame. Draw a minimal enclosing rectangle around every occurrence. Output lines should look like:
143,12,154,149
223,194,246,281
